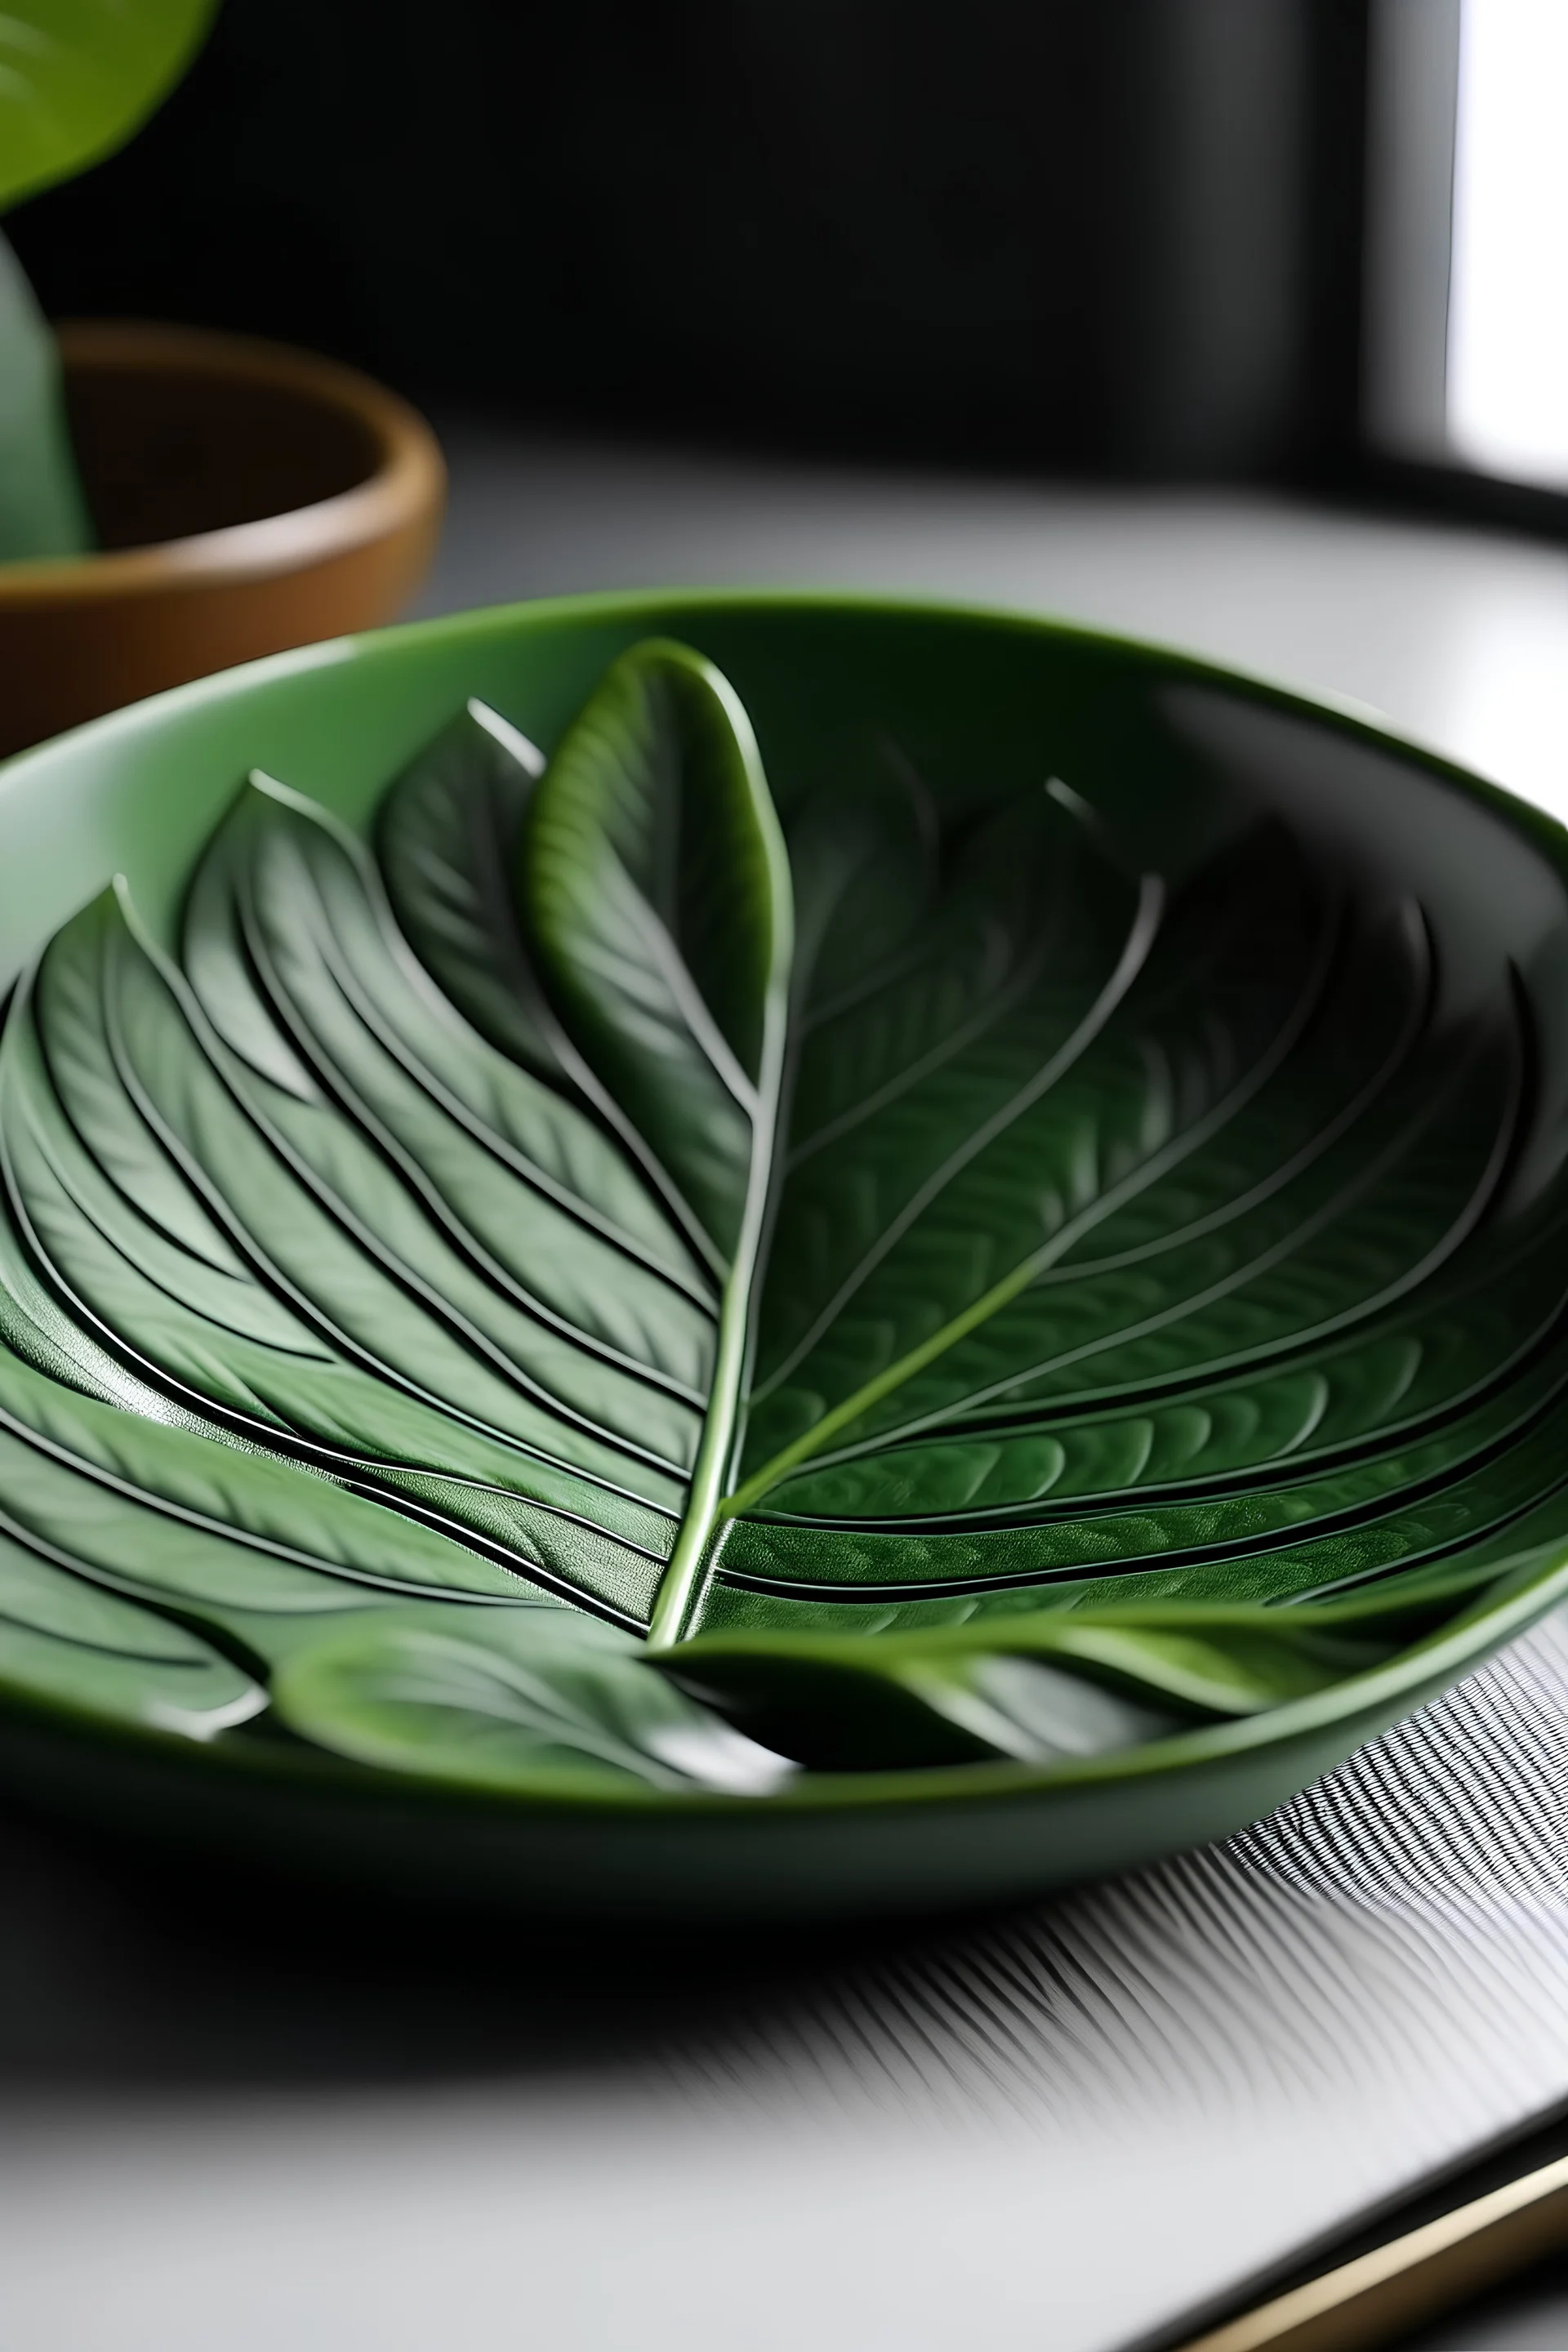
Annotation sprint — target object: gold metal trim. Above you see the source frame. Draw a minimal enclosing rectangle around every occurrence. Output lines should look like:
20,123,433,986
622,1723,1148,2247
1175,2151,1568,2352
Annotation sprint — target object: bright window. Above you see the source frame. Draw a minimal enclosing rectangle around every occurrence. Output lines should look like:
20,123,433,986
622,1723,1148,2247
1447,0,1568,485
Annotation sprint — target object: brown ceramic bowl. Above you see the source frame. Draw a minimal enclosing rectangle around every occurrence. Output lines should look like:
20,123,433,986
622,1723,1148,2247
0,321,447,758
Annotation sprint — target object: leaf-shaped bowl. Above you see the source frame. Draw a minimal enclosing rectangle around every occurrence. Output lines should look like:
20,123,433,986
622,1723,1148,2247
1,590,1566,1921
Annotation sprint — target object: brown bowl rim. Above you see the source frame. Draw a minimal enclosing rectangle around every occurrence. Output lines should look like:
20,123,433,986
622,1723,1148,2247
0,321,446,608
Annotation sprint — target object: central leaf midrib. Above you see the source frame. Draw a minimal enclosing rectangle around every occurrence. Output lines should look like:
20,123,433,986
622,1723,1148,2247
645,859,1169,1633
626,652,795,1650
644,1013,786,1646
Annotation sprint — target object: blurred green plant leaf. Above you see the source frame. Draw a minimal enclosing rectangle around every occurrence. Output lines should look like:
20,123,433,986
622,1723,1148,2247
0,231,91,559
0,0,220,561
0,0,220,212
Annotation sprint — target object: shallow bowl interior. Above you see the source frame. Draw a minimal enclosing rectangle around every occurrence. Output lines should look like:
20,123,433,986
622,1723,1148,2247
1,590,1565,1919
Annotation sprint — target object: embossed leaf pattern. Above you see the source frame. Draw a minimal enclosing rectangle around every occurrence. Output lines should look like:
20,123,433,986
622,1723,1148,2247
0,638,1557,1793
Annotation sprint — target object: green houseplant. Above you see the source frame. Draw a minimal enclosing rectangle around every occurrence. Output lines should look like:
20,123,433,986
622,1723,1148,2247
0,0,219,559
0,0,445,756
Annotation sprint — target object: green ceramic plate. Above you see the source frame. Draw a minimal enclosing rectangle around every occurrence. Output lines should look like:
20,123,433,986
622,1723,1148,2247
0,590,1566,1921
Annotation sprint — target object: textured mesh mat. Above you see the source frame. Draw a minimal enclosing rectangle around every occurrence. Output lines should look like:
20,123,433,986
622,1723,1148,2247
3,1617,1568,2352
647,1610,1568,2344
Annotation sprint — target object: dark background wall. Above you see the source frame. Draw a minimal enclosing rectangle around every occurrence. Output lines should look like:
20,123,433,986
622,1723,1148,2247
7,0,1370,480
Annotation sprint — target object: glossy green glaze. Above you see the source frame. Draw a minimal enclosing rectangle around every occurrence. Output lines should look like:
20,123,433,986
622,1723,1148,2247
0,591,1566,1918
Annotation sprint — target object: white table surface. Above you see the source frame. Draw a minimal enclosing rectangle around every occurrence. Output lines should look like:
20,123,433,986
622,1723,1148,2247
11,426,1568,2352
416,419,1568,827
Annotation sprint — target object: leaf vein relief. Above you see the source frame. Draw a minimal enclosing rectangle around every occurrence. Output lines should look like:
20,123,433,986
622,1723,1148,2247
0,635,1562,1792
